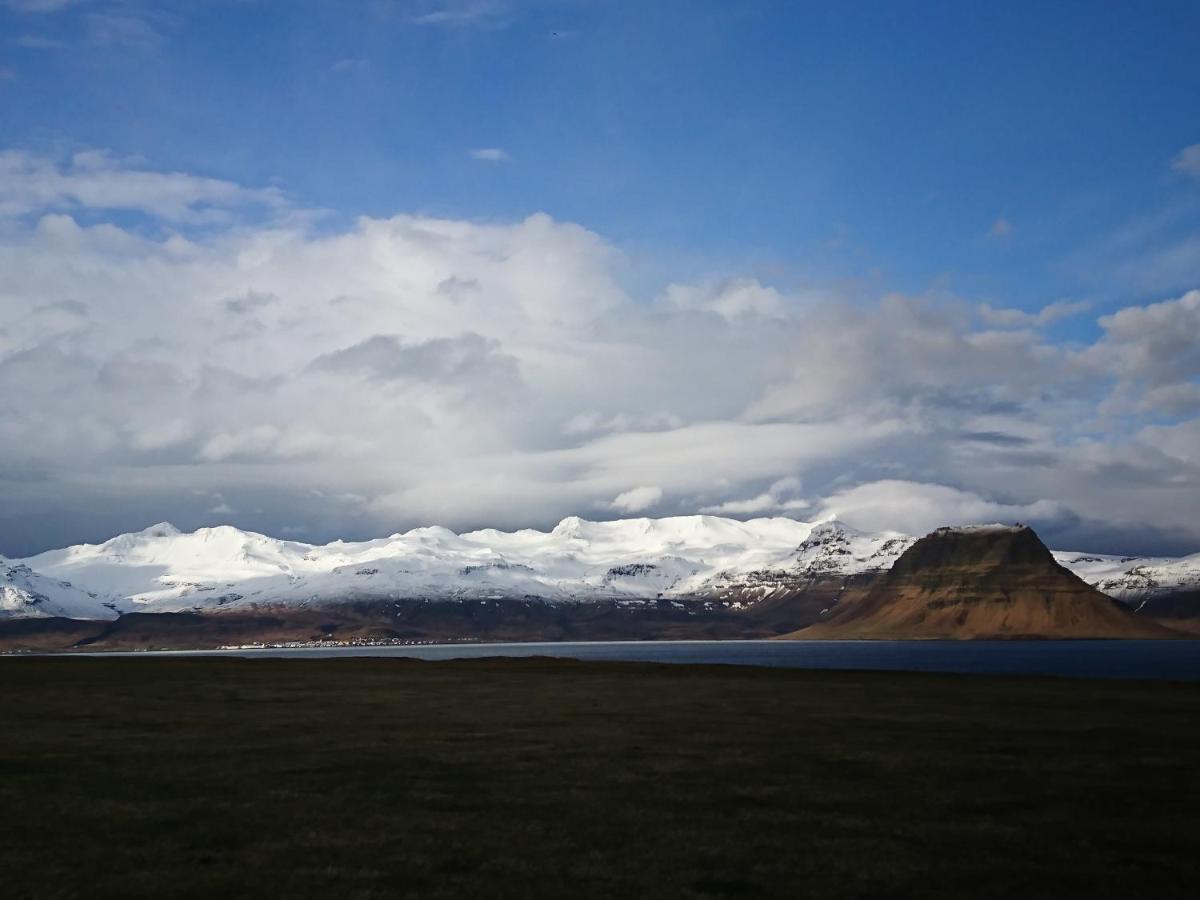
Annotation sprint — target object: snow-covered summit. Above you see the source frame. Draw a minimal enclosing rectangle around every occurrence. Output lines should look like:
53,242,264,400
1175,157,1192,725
933,523,1028,535
792,520,915,577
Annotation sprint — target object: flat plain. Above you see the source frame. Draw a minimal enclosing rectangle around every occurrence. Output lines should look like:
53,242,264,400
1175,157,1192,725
2,657,1199,898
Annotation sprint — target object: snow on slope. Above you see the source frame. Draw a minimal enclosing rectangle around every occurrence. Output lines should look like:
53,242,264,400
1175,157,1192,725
9,516,1199,619
16,516,859,615
791,521,915,577
1,554,116,620
1053,549,1200,603
695,520,915,604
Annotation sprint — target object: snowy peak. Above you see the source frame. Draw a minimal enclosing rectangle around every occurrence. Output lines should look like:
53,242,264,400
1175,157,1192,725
138,522,182,538
24,522,314,608
550,516,586,539
792,519,915,578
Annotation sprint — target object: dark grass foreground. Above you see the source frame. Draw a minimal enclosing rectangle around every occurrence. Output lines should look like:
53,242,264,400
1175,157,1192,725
2,659,1199,899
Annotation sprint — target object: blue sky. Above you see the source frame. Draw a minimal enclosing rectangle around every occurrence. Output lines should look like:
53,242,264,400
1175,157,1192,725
6,1,1199,311
1,0,1199,554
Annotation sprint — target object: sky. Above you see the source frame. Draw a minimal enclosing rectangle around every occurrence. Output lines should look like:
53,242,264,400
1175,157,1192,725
1,0,1199,556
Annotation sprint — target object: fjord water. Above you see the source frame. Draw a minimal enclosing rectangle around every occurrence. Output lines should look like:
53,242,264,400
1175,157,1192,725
104,640,1200,680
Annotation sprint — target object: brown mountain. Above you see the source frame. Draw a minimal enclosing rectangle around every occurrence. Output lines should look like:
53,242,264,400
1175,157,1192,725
790,525,1179,640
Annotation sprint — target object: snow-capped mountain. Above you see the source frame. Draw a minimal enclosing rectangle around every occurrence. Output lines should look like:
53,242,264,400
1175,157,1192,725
7,516,1199,620
697,521,916,605
1,554,115,620
1051,549,1200,607
792,521,916,577
13,516,904,617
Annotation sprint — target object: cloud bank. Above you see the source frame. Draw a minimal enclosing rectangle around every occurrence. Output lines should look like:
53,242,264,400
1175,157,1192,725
1,151,1199,555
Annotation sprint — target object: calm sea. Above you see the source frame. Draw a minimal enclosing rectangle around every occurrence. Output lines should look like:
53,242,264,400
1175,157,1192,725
78,639,1200,680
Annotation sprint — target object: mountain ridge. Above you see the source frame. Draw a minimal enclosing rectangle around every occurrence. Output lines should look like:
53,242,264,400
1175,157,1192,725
3,517,1198,642
12,515,911,619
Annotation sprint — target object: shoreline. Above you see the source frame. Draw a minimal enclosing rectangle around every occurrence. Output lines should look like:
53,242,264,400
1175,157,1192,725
7,636,1198,681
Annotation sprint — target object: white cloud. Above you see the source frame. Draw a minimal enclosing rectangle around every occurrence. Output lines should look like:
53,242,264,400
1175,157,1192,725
1171,144,1200,180
815,480,1065,537
1085,289,1200,415
3,0,86,12
608,486,663,514
0,150,286,222
1,151,1199,554
85,10,162,48
562,411,683,437
409,1,509,28
1106,232,1200,295
700,477,809,516
743,292,1066,422
331,57,368,73
470,147,509,162
978,299,1089,328
307,332,522,399
1138,420,1200,466
661,277,787,320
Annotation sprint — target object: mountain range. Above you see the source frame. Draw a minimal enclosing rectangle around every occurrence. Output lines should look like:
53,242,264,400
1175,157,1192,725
2,515,1197,648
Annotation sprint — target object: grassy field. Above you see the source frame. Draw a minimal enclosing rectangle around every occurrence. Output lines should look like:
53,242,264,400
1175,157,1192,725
2,658,1199,898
